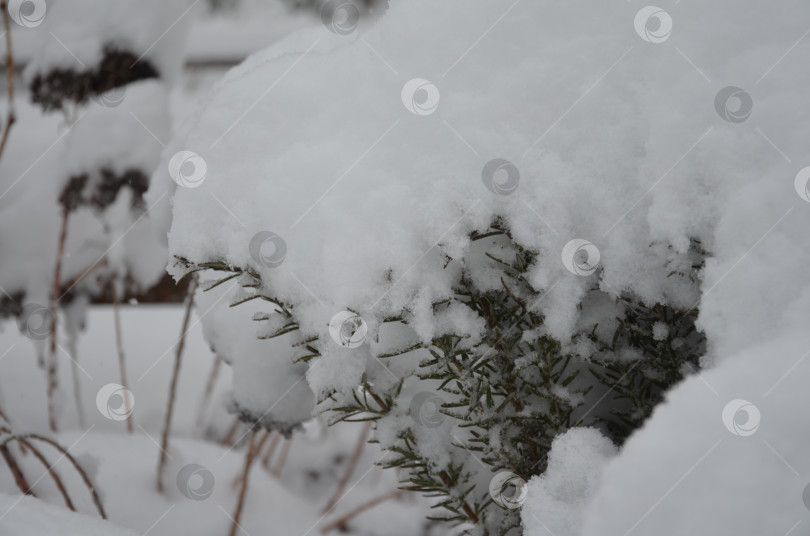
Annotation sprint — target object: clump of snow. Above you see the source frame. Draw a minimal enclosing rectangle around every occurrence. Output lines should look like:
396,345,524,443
23,0,194,85
521,428,616,536
168,0,810,351
61,81,169,180
651,322,669,341
163,0,810,531
0,97,167,307
0,0,195,322
580,309,810,535
196,282,315,434
185,0,318,64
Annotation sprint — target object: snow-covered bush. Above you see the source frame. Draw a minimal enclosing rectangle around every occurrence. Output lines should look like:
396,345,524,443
0,0,193,429
165,0,810,534
20,0,191,294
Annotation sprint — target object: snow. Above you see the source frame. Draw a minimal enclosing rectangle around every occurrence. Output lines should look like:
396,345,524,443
0,306,433,536
22,0,193,85
579,318,810,536
163,0,810,534
0,1,445,535
62,81,169,179
0,0,191,308
166,0,810,350
0,306,231,435
0,97,167,310
0,492,137,536
3,0,810,534
196,282,316,434
184,0,317,64
521,428,616,536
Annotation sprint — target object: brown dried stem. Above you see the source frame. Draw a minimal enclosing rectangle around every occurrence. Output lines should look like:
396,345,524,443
322,421,372,514
112,283,133,434
0,1,16,161
320,490,404,534
260,431,281,470
220,417,241,447
272,435,292,478
196,354,222,428
157,274,198,492
1,434,106,519
47,210,70,432
232,430,270,490
16,438,75,511
228,429,260,536
0,443,35,496
67,340,85,429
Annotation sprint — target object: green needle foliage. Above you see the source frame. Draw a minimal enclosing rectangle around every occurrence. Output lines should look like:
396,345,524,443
173,221,706,535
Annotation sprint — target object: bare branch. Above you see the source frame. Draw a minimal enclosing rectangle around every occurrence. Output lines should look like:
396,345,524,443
322,421,372,514
320,490,404,534
17,438,75,511
157,274,198,492
2,434,106,519
0,0,16,161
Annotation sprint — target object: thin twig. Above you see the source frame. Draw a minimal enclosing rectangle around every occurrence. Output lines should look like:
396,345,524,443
17,438,75,511
0,0,16,161
232,430,270,490
320,490,404,534
369,465,383,488
3,434,106,519
322,421,372,514
47,210,70,432
66,335,85,429
60,257,108,300
272,436,292,478
196,354,222,428
439,471,479,524
0,444,35,496
229,429,259,536
220,417,241,447
112,280,133,434
157,274,198,492
260,431,281,470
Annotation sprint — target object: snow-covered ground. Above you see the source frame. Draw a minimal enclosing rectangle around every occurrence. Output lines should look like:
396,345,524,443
1,3,433,535
0,306,431,536
2,1,810,535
